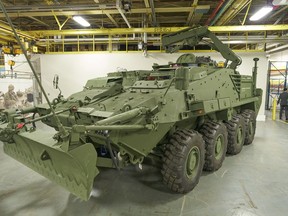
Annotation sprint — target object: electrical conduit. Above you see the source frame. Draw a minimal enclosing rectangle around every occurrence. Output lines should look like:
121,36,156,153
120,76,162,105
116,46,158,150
216,0,251,26
205,0,225,26
210,0,235,26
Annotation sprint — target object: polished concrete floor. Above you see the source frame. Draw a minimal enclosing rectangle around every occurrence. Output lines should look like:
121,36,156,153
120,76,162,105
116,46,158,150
1,119,288,216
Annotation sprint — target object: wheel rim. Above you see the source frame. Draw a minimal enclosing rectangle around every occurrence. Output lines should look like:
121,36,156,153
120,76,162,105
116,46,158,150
236,126,243,145
248,121,254,136
215,134,224,160
186,146,200,179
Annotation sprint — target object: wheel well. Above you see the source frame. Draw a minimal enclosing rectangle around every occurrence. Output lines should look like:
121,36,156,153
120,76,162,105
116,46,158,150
240,102,256,113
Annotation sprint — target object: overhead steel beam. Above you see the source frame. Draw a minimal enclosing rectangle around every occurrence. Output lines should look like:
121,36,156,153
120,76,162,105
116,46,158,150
0,22,36,39
3,4,117,12
0,6,211,17
216,0,251,26
209,25,288,32
241,0,252,25
210,0,235,26
267,44,288,53
144,0,150,8
1,24,286,44
116,0,132,28
186,0,199,26
104,12,119,27
270,5,288,19
143,0,152,26
25,25,288,37
25,27,185,37
205,0,225,25
52,12,70,30
37,36,288,44
27,16,50,27
149,0,157,26
190,13,203,25
273,11,287,25
0,34,17,42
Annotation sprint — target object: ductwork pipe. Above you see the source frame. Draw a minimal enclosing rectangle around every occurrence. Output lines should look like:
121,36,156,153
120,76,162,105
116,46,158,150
205,0,225,26
210,0,235,26
266,44,288,53
116,0,135,39
216,0,250,26
116,0,131,28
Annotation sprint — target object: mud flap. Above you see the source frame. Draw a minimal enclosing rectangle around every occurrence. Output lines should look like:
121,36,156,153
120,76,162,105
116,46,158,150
3,130,99,201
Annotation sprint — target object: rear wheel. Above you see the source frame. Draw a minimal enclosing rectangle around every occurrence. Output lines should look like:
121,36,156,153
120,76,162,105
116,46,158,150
241,110,256,145
161,129,205,193
199,121,228,171
225,115,246,155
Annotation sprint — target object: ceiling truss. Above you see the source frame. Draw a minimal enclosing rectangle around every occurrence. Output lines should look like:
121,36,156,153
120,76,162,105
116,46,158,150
0,0,286,53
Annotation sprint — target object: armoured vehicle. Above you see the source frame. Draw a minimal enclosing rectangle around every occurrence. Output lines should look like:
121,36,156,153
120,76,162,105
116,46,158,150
0,26,262,200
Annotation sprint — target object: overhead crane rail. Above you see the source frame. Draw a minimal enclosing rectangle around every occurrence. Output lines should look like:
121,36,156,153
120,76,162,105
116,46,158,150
0,24,287,53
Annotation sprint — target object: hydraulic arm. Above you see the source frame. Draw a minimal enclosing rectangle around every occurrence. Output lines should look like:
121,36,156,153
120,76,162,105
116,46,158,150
162,26,242,70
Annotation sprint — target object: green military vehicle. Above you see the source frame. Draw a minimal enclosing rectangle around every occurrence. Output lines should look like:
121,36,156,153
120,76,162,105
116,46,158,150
0,26,262,200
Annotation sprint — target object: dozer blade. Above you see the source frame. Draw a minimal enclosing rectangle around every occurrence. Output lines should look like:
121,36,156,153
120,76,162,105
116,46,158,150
3,130,99,201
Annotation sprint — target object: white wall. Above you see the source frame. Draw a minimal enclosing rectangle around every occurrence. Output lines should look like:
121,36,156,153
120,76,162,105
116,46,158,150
1,51,267,119
40,52,267,120
269,50,288,61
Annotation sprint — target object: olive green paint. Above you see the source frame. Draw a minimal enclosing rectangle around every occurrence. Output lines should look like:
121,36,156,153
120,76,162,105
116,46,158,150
0,26,262,200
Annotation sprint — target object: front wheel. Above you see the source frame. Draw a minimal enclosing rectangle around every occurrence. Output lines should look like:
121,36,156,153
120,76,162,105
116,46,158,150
161,129,205,193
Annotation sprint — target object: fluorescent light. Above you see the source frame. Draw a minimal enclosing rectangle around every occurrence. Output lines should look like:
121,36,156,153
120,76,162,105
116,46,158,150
73,16,90,27
249,6,273,21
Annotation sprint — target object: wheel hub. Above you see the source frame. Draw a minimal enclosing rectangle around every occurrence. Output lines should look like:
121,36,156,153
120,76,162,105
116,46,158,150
249,122,254,136
215,134,224,159
237,126,243,144
186,146,200,179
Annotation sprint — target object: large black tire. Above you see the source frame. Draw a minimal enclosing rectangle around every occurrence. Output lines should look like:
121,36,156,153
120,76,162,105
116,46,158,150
161,129,205,193
225,115,246,155
241,110,256,145
199,121,228,171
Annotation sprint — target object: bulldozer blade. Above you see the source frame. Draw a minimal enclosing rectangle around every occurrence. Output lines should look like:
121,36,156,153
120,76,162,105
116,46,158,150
3,130,99,201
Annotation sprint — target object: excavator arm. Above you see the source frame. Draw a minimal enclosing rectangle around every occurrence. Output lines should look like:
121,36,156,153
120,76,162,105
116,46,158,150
162,26,242,70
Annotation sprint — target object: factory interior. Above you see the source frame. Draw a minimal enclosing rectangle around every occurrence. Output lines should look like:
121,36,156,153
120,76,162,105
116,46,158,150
0,0,288,215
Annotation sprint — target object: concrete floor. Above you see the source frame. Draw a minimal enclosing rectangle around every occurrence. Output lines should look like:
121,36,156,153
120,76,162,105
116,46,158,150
1,119,288,216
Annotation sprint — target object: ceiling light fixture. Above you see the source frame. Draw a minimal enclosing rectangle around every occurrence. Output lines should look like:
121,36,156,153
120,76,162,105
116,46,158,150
73,16,90,27
249,6,273,21
272,0,288,5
